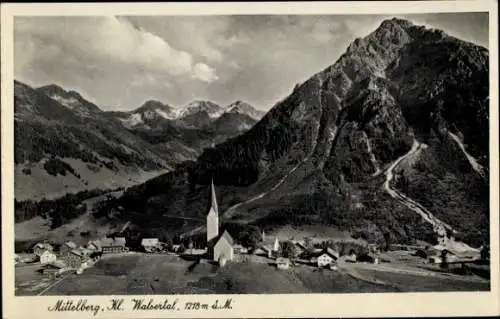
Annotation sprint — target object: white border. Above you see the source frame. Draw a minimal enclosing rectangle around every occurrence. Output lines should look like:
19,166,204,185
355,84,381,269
2,1,499,318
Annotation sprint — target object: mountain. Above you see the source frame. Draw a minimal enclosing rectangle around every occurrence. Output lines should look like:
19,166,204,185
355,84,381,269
107,100,264,164
179,100,226,119
37,84,103,117
91,19,490,249
109,100,179,129
212,112,257,136
225,100,266,120
14,81,171,200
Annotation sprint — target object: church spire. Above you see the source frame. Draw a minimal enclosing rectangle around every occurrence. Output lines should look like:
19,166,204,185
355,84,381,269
210,178,218,215
207,178,220,248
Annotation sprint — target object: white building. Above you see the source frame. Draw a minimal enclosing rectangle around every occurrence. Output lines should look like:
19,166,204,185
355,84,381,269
33,242,54,257
317,248,340,268
141,238,160,252
40,250,57,265
214,230,235,263
276,257,291,270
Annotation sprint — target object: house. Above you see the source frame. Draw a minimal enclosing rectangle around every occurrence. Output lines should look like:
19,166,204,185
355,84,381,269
233,244,247,254
344,251,357,263
273,237,280,252
87,240,102,252
20,254,37,263
426,246,458,264
40,250,57,265
64,249,90,269
214,230,234,264
171,244,181,253
89,251,102,262
293,241,309,254
102,237,127,253
440,249,458,262
276,257,291,270
33,242,54,257
428,256,442,264
60,241,78,257
259,237,280,258
368,243,381,254
141,238,160,252
316,248,340,267
252,246,271,256
290,240,311,259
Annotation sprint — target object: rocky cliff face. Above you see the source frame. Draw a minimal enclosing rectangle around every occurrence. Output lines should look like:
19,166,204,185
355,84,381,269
98,18,490,248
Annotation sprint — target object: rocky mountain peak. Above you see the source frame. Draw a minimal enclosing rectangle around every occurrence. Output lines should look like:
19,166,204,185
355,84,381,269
138,99,173,112
226,101,266,120
37,83,67,96
35,83,102,115
181,100,224,118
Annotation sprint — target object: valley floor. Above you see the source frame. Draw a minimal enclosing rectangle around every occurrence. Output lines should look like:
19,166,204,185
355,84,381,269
15,250,489,296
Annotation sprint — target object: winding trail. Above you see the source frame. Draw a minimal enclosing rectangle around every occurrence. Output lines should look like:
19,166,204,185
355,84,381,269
223,158,307,219
383,139,455,242
448,132,486,178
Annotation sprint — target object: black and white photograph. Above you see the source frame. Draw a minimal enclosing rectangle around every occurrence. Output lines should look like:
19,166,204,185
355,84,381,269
1,1,499,318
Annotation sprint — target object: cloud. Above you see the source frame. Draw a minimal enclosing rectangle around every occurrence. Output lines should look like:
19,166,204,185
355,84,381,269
192,63,219,82
14,14,488,112
124,16,235,64
14,16,219,83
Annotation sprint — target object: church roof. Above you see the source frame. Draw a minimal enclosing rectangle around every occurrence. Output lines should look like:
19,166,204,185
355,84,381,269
207,179,219,216
216,230,234,246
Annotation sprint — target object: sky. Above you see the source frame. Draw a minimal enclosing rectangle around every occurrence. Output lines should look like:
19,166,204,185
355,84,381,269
14,12,489,112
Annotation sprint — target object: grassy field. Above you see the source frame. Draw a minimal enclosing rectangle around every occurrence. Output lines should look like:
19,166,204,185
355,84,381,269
15,252,490,295
42,254,216,295
15,264,60,295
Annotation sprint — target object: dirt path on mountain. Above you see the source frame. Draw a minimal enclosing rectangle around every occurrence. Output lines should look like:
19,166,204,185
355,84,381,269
384,140,453,234
222,156,308,219
383,139,476,252
448,132,486,178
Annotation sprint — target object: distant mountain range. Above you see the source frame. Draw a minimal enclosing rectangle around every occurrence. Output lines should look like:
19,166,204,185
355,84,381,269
108,99,265,165
109,99,264,128
100,18,489,249
14,81,265,200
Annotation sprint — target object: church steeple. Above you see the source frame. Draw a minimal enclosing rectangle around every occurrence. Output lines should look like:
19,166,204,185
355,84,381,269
210,178,218,215
206,178,219,247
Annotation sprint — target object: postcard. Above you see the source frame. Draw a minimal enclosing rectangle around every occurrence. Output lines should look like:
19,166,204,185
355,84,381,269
1,1,499,318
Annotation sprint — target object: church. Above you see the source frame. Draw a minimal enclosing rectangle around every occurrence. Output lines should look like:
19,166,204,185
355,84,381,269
206,179,235,265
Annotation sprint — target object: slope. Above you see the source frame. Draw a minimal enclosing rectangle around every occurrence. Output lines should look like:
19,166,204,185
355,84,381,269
14,81,171,200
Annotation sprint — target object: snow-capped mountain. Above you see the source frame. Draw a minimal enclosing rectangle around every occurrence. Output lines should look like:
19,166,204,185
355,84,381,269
108,99,263,164
37,84,102,117
111,100,179,129
178,100,226,119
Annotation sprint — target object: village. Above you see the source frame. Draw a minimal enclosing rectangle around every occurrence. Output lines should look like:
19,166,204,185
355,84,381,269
15,181,491,294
